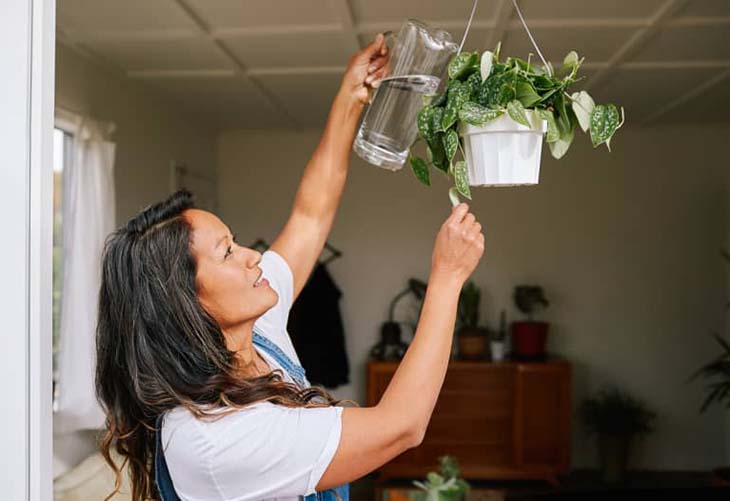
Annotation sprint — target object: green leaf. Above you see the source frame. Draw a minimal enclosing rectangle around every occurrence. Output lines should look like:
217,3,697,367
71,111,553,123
431,92,447,107
548,126,574,159
454,161,471,200
458,101,503,126
480,50,493,81
563,50,579,68
431,107,445,134
417,105,436,141
507,99,531,128
409,156,431,186
465,72,482,97
516,81,541,108
590,104,620,149
443,129,459,163
428,134,449,173
448,187,461,207
497,83,516,106
442,81,471,130
570,91,595,132
448,52,479,80
537,108,560,143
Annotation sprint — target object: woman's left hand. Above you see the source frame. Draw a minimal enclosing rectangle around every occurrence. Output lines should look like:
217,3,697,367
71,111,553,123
339,33,391,106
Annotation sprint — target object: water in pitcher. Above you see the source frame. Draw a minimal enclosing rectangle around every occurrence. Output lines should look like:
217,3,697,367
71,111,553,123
354,74,441,171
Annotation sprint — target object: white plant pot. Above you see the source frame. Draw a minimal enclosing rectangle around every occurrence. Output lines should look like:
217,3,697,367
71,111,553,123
460,110,547,187
490,340,506,362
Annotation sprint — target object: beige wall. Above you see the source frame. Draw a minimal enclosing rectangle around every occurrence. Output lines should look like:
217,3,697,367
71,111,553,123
55,44,218,225
54,45,217,474
218,123,729,470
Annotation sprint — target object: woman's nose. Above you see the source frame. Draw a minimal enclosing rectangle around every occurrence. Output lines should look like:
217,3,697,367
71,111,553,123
243,248,262,268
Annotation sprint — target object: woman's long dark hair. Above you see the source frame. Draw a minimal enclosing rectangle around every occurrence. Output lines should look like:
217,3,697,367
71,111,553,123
95,190,345,501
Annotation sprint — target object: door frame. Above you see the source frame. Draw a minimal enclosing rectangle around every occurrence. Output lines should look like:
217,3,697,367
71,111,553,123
0,0,55,499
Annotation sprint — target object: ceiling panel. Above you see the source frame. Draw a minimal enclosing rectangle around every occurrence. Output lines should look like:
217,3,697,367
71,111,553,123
146,77,292,129
502,26,637,63
350,0,500,24
58,0,198,32
258,73,343,126
660,75,730,123
224,32,352,68
519,0,666,19
186,0,337,29
88,38,234,71
590,67,718,122
631,25,730,62
676,0,730,17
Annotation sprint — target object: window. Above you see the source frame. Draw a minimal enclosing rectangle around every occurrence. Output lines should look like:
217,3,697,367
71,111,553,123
52,127,71,410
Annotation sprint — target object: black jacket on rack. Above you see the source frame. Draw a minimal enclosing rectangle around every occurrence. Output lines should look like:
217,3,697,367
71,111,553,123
287,263,349,389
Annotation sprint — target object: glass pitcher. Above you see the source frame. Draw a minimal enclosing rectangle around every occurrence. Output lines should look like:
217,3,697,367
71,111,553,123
353,19,458,171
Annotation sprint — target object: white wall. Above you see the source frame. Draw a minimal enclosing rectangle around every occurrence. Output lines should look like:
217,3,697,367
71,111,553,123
54,44,218,474
218,123,729,471
55,44,218,225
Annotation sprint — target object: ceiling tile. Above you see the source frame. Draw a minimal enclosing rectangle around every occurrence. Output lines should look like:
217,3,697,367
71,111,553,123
257,73,343,126
350,0,500,24
676,0,730,17
185,0,337,29
502,26,636,63
58,0,198,32
590,67,718,122
146,77,292,129
659,75,730,123
518,0,666,19
86,38,234,71
224,32,352,68
631,25,730,62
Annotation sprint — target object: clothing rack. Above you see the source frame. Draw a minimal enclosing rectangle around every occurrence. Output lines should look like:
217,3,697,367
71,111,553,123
249,238,342,265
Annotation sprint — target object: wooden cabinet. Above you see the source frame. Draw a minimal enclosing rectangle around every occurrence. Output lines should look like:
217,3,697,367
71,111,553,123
366,360,571,483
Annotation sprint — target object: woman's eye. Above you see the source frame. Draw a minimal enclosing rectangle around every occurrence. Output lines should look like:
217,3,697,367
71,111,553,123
225,246,233,258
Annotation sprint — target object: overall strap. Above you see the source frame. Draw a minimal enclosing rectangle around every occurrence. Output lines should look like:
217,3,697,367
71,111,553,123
155,416,181,501
252,330,309,388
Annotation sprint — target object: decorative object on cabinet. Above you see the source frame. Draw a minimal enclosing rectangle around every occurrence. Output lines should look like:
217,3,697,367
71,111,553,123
371,278,428,361
511,285,550,360
367,359,571,484
490,310,508,362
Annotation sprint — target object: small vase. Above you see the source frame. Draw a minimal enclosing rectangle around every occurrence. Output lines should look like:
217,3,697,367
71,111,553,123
490,341,506,362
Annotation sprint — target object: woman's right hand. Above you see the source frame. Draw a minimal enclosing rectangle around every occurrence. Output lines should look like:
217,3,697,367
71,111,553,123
431,203,485,285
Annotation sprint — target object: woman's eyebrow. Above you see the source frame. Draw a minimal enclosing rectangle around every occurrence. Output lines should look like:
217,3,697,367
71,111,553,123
215,234,229,250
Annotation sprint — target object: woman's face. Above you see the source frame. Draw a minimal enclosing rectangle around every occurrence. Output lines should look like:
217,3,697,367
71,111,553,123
184,209,278,331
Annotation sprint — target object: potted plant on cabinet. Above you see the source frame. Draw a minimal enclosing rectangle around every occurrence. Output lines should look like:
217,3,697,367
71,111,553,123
579,387,657,484
511,285,549,360
409,43,623,203
456,281,488,360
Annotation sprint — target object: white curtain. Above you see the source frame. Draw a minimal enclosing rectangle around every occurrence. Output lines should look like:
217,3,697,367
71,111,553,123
55,111,116,433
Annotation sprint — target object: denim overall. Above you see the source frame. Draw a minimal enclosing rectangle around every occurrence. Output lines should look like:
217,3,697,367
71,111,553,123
155,330,349,501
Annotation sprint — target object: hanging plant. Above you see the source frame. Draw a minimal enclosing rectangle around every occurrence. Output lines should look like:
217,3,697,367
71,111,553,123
409,43,624,202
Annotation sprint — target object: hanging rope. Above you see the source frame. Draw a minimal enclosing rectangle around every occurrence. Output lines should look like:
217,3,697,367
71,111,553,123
458,0,552,76
511,0,552,75
458,0,480,54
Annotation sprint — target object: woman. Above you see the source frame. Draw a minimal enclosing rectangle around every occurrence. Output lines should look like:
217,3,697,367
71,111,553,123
96,35,484,501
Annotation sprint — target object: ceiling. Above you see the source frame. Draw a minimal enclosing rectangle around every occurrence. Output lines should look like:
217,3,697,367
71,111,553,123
57,0,730,130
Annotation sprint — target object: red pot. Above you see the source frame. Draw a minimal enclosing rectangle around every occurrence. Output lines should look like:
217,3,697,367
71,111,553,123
511,321,549,359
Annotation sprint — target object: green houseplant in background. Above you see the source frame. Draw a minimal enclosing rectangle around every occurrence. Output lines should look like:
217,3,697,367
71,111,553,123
511,285,550,360
579,387,657,484
409,43,623,203
456,281,488,360
413,456,470,501
692,249,730,485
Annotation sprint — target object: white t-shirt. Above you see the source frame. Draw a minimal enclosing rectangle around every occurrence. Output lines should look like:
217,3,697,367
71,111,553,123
161,250,343,501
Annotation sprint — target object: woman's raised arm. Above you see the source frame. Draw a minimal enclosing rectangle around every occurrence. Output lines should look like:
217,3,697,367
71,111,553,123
317,204,485,489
